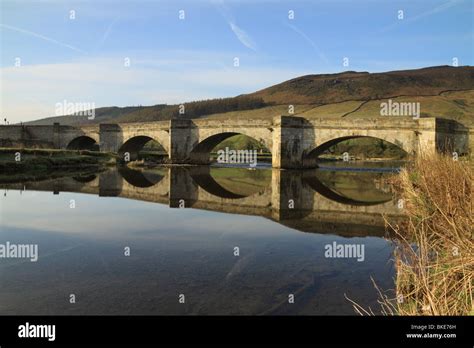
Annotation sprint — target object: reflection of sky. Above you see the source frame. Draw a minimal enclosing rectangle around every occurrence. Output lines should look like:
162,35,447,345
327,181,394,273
0,188,394,248
0,188,396,315
1,190,286,239
0,188,395,266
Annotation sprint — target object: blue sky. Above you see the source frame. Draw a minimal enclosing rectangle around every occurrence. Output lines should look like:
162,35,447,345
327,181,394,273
1,0,473,122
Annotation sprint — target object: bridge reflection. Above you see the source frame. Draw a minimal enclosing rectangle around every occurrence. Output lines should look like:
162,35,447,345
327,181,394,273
2,166,404,237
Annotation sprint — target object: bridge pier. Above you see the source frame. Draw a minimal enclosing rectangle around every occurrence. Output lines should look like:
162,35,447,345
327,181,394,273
98,169,123,197
168,119,200,164
53,123,61,148
271,169,314,220
99,124,122,153
272,116,317,169
168,167,198,207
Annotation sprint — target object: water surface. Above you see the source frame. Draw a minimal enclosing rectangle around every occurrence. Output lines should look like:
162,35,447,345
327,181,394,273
0,165,401,315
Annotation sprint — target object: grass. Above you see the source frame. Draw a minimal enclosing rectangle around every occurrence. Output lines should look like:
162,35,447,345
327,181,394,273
300,100,364,118
347,154,473,315
212,134,270,153
0,148,116,182
204,104,315,120
318,137,407,160
344,90,474,127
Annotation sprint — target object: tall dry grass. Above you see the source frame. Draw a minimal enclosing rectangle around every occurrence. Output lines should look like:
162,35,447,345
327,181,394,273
348,153,473,315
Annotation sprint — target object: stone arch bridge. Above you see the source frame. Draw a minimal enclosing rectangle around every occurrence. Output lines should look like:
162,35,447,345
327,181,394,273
0,116,469,168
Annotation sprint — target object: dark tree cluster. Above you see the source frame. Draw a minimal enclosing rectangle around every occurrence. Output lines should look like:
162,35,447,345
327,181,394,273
166,96,268,119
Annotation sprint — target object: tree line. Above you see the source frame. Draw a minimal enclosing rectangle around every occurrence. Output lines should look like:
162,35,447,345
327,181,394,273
121,96,268,122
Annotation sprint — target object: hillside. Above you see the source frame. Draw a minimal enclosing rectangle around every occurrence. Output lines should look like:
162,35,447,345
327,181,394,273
27,106,146,125
26,65,474,126
27,96,267,125
249,65,474,105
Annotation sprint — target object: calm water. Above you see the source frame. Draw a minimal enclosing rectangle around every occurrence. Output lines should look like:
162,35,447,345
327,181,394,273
0,165,402,315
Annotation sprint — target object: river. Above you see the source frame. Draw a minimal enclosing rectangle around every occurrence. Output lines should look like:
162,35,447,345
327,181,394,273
0,163,404,315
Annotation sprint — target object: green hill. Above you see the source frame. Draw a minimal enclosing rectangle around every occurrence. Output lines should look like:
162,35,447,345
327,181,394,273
26,65,474,126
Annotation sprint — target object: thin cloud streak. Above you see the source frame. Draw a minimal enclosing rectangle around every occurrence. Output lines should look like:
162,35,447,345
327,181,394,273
286,23,329,65
96,16,120,50
409,0,464,22
228,21,257,51
381,0,464,32
214,0,257,51
0,23,87,54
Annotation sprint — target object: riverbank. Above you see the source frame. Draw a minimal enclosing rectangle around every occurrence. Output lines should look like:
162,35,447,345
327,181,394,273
391,154,473,315
0,148,116,183
349,154,473,315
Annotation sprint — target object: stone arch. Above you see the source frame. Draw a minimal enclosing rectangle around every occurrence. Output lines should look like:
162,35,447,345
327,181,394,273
189,131,272,164
66,136,99,151
72,174,97,183
121,128,170,154
306,135,409,158
190,171,247,199
118,135,168,161
118,166,165,188
303,175,391,206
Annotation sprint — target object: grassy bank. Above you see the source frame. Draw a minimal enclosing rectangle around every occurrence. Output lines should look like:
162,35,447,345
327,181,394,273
349,154,473,315
390,154,473,315
0,148,116,182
